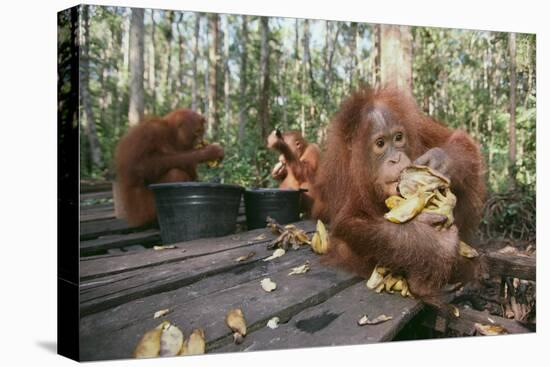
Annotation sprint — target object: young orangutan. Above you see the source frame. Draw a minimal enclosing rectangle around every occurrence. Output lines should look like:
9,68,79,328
313,87,486,299
266,129,321,215
115,109,224,227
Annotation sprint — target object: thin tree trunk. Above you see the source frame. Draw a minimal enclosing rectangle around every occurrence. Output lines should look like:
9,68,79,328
258,16,271,139
301,19,312,135
324,23,340,111
148,10,156,115
208,13,220,139
237,16,248,144
164,10,174,105
122,8,130,83
303,19,314,94
99,48,107,129
355,24,362,82
80,5,104,169
373,24,381,87
128,8,145,126
281,60,288,126
380,24,412,92
508,32,517,189
177,19,185,108
294,19,300,74
203,26,209,120
192,13,200,111
223,16,231,129
348,22,358,90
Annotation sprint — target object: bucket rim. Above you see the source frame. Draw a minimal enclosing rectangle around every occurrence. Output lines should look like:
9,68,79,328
245,188,301,194
149,181,244,191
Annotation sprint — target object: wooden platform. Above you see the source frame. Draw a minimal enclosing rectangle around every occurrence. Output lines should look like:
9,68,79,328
79,219,425,361
78,193,534,361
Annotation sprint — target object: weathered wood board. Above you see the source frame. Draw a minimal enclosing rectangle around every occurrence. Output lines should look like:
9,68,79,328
80,190,113,202
485,252,536,281
79,251,361,360
80,204,116,222
78,215,533,363
80,218,141,240
80,221,317,316
216,282,422,353
80,229,161,257
80,221,313,279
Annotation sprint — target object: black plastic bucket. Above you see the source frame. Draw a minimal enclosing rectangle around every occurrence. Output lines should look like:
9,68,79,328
244,188,301,230
150,182,244,244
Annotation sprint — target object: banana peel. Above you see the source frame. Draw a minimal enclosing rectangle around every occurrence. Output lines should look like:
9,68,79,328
366,266,413,298
384,165,455,226
195,139,221,168
160,323,184,357
423,188,457,228
183,329,206,355
311,220,329,254
226,308,247,344
135,321,188,359
384,191,434,224
398,165,450,198
134,321,169,358
458,241,479,258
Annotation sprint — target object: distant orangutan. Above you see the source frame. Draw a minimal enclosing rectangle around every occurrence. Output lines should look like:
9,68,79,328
267,129,321,215
114,109,224,226
313,87,486,299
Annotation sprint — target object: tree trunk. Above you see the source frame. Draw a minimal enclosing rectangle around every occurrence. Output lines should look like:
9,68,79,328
348,22,358,90
324,22,340,111
294,19,300,74
177,19,185,108
80,5,104,169
208,13,220,139
128,8,145,126
163,10,175,107
380,24,412,92
373,24,381,87
223,17,231,129
258,16,271,139
301,19,311,135
508,32,517,189
192,13,200,111
203,24,209,120
237,16,248,144
121,9,130,76
147,10,156,115
303,19,314,94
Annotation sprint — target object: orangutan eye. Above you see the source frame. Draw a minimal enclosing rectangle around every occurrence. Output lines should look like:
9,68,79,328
395,133,403,142
375,139,385,148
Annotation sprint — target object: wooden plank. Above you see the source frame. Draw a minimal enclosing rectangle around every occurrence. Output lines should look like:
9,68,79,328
80,212,247,240
422,305,532,336
81,202,114,214
80,230,161,257
80,244,321,339
80,181,112,193
485,252,536,281
80,211,116,222
215,282,422,353
80,221,317,315
80,220,314,280
80,205,116,222
80,190,113,202
80,218,140,240
79,254,360,361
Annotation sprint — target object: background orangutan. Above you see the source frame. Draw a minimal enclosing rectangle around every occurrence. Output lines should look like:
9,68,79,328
115,109,224,227
267,129,321,214
313,87,486,298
